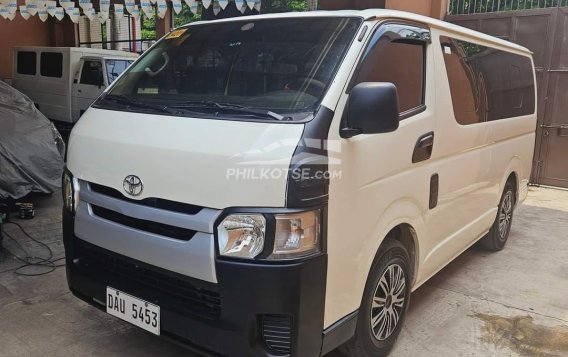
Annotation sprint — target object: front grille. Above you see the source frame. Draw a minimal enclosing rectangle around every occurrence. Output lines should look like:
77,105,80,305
90,182,203,215
261,315,293,356
91,205,196,241
74,239,221,319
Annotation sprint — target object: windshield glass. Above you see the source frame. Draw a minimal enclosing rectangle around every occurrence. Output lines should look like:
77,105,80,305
95,17,361,121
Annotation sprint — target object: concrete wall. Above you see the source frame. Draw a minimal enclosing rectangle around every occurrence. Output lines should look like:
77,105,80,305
0,17,50,80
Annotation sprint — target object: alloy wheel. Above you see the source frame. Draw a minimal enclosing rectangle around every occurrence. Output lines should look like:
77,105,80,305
499,191,513,240
370,264,406,341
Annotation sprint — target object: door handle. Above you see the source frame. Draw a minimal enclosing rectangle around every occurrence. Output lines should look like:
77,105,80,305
413,132,434,163
77,89,82,93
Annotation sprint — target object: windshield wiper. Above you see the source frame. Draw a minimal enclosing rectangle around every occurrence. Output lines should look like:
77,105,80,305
101,94,176,114
167,101,293,121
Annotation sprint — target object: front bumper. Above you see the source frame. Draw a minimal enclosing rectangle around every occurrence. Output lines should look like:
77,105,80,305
63,209,327,357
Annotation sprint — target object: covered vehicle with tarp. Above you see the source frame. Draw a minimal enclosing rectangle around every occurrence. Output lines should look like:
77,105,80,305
0,80,65,201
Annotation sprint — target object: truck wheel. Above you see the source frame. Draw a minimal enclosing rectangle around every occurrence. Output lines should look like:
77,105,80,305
341,239,411,357
479,181,515,251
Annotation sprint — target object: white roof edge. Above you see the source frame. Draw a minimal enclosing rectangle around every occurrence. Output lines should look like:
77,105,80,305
181,9,532,55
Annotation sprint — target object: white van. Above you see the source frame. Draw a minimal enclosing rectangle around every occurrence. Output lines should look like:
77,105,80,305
62,10,537,357
12,47,138,126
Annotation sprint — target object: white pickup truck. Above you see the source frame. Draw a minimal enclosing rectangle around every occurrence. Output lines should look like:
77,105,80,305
12,47,138,127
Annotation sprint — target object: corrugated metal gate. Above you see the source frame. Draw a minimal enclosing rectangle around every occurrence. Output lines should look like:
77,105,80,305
447,7,568,188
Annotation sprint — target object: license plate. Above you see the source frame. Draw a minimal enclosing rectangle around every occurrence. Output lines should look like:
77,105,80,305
106,287,160,335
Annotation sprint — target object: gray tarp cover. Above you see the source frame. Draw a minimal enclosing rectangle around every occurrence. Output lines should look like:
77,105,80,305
0,80,65,200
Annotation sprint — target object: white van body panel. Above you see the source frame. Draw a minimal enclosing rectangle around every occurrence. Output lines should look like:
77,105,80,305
67,108,305,209
322,22,536,327
12,47,137,123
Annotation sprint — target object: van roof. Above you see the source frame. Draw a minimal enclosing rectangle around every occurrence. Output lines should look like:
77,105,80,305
183,9,531,55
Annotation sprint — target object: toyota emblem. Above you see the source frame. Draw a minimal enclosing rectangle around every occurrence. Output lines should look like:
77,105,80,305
123,175,143,196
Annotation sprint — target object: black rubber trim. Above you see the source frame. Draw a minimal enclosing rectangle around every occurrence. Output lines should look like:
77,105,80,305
429,173,439,209
91,204,197,241
399,104,427,120
321,310,359,356
89,182,203,215
286,106,335,208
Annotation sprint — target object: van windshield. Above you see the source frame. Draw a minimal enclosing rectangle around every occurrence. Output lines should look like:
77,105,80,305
95,17,361,121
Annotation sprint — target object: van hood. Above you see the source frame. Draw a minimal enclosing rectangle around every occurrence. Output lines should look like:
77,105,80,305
67,108,304,209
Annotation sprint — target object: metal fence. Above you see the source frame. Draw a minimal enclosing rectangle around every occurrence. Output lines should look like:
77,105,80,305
449,0,568,14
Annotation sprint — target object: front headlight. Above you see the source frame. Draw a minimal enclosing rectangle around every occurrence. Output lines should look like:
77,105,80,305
62,170,80,214
218,214,266,259
269,209,320,260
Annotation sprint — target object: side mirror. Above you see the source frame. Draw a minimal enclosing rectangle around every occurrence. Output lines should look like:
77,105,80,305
341,82,400,138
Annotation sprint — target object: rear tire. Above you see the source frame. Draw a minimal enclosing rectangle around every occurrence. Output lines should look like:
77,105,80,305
341,240,411,357
479,181,515,251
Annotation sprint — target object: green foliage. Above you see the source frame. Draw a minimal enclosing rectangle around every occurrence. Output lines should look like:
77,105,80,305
139,0,308,39
174,2,202,27
141,16,156,40
262,0,308,12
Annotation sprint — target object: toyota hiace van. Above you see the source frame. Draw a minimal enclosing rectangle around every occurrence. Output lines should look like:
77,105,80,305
62,10,537,357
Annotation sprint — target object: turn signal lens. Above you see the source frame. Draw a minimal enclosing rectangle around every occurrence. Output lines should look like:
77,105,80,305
62,171,80,214
269,210,320,260
218,214,266,259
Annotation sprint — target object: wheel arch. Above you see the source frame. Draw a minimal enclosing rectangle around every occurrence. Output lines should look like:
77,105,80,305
361,199,426,295
500,157,522,206
380,224,419,288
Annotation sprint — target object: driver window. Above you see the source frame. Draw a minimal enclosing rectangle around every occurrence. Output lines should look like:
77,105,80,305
80,61,104,86
353,26,426,116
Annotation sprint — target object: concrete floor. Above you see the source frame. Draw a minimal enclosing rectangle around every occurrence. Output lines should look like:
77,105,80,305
0,187,567,357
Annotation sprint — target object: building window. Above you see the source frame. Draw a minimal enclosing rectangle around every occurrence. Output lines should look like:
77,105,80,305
40,52,63,78
17,51,37,75
440,36,535,124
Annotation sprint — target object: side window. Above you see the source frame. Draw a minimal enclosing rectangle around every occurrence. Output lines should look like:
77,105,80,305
353,24,427,115
440,36,535,124
80,61,103,86
40,52,63,78
17,51,36,75
105,60,130,84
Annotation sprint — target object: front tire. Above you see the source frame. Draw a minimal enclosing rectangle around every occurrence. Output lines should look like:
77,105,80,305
479,181,515,251
341,240,411,357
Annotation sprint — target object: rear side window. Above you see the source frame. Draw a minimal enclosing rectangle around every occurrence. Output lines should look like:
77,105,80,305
40,52,63,78
440,36,535,124
17,51,36,75
80,61,103,86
